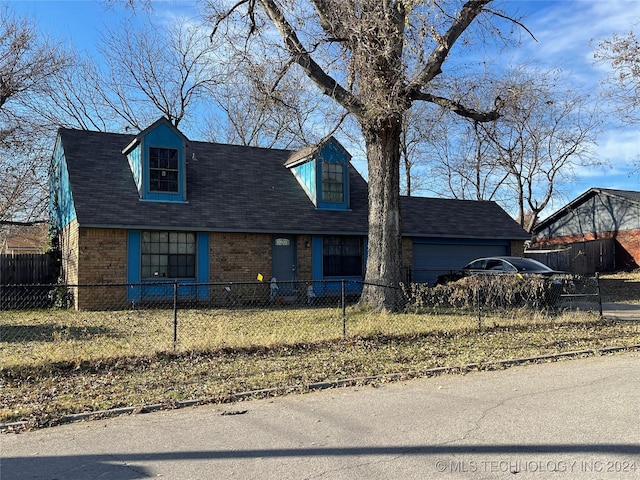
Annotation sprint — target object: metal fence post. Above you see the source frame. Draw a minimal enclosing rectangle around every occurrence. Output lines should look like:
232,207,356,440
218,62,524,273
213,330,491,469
476,286,482,329
595,272,603,319
173,280,178,350
342,280,346,340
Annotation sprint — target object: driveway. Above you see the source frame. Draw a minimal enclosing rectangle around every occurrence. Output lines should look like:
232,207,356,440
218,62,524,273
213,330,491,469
2,351,639,480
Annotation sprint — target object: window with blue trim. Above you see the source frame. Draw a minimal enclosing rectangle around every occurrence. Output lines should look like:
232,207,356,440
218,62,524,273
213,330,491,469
323,236,363,277
142,231,195,278
149,147,179,193
321,162,344,203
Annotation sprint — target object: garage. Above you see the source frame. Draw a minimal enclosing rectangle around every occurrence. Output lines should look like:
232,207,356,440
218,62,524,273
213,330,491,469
412,238,510,285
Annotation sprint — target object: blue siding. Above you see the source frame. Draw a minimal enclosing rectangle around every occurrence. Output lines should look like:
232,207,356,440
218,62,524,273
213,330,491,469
127,231,142,301
142,122,187,202
292,161,316,202
127,230,210,302
289,137,352,211
316,139,350,211
311,235,366,296
49,137,77,230
127,144,143,194
196,232,210,299
311,235,323,281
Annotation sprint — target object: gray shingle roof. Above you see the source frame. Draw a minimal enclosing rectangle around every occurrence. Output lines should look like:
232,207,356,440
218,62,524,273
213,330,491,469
598,188,640,204
59,128,529,240
534,187,640,232
401,196,530,239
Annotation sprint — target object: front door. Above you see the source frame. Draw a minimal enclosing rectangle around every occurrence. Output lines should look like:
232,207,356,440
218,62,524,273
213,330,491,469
272,236,296,295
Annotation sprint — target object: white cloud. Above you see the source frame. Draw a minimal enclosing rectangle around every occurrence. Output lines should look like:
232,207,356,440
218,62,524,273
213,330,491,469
597,128,640,163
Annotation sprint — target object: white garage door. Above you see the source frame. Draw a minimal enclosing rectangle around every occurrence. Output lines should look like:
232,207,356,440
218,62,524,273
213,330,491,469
412,241,509,285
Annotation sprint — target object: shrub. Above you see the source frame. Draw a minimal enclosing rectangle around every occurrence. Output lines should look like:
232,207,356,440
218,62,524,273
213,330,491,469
404,274,563,312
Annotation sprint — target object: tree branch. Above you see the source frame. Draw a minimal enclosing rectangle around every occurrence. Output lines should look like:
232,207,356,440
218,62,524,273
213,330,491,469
257,0,365,117
404,0,492,98
414,91,499,121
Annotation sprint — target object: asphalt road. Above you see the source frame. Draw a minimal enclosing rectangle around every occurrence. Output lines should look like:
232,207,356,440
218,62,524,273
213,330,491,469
2,351,639,480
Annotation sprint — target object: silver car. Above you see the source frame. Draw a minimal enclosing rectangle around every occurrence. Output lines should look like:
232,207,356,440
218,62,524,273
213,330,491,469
436,256,568,285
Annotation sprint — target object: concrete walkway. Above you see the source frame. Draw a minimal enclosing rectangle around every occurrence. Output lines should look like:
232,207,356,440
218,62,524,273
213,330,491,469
2,351,639,480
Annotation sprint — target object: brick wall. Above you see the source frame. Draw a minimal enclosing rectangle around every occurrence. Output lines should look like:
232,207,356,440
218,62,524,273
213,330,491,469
59,220,79,286
209,232,271,281
209,232,316,282
76,227,127,309
77,228,127,284
296,235,313,280
510,240,525,257
617,230,640,268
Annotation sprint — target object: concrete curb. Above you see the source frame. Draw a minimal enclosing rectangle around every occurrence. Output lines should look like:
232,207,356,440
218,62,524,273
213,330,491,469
3,343,639,432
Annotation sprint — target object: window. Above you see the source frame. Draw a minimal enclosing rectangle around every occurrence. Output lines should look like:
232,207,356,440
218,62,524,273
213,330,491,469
142,231,195,278
149,147,179,193
321,162,344,203
323,236,363,277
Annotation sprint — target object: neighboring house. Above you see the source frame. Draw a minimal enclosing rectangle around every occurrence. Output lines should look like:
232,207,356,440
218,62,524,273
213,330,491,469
50,117,530,309
0,224,48,254
530,188,640,273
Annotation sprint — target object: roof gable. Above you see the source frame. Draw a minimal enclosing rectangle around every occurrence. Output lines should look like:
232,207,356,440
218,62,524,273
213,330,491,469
121,117,189,202
534,187,640,233
286,137,352,210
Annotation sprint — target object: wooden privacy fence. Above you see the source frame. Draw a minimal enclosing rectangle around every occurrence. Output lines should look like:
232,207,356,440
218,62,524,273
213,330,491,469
526,238,615,275
0,254,56,285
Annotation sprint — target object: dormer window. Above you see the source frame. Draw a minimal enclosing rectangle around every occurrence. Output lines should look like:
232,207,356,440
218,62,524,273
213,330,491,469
122,117,189,203
286,136,351,211
149,147,179,193
322,162,344,203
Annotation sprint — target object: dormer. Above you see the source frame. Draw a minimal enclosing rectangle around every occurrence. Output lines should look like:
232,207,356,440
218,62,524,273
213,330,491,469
122,117,189,202
286,136,351,210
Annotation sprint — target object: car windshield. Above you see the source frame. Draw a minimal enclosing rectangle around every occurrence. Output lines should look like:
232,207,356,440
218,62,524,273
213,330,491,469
507,258,553,272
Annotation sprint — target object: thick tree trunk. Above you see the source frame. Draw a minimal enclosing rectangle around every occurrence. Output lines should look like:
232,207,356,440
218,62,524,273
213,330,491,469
359,120,404,311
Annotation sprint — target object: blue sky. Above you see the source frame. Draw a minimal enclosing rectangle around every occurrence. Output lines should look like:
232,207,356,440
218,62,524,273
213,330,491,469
10,0,640,215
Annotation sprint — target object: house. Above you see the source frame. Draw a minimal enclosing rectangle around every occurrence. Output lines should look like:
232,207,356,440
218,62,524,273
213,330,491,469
530,188,640,273
0,223,48,254
49,118,530,309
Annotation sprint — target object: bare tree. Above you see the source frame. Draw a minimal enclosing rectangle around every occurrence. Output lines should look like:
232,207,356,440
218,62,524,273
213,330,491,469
595,29,640,124
201,54,343,149
94,16,223,131
485,68,601,231
399,102,444,196
595,27,640,174
0,8,68,142
209,0,518,310
0,8,69,222
426,114,509,201
26,51,115,132
407,68,600,231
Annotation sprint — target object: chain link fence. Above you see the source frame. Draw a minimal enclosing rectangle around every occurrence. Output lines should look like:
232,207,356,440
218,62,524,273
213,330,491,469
0,275,604,367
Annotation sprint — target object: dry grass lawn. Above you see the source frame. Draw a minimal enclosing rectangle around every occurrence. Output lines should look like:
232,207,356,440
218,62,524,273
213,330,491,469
1,270,638,431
